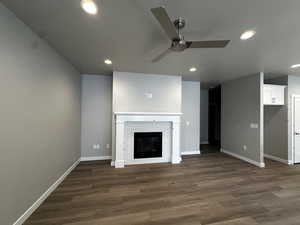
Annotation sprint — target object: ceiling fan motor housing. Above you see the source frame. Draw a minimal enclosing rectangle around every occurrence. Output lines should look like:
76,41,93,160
171,37,187,52
171,18,187,51
174,18,186,30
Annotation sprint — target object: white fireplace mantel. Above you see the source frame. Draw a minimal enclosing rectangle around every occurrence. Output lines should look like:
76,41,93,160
113,112,182,168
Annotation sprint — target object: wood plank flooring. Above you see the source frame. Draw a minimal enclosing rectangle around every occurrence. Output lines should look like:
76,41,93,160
24,153,300,225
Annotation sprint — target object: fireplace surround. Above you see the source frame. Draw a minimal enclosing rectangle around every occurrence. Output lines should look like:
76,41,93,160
112,112,182,168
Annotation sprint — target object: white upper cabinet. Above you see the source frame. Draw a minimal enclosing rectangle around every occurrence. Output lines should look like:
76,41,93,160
263,84,285,105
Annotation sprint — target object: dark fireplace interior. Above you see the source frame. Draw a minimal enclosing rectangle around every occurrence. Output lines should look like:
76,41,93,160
134,132,162,159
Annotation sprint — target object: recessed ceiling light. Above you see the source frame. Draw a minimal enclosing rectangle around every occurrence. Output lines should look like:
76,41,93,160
104,59,112,65
81,0,98,15
291,64,300,69
240,30,256,40
189,67,197,72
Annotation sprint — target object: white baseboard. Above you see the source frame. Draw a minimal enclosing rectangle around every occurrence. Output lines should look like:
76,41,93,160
13,159,80,225
264,154,291,165
221,149,265,168
181,150,201,155
80,156,112,161
111,161,115,167
200,141,209,145
114,160,125,168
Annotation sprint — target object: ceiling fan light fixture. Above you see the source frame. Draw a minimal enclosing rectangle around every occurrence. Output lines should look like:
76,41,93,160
104,59,112,65
291,64,300,69
240,30,256,40
189,67,197,72
81,0,98,15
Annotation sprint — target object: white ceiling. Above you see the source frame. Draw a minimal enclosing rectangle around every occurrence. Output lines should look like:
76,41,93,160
2,0,300,85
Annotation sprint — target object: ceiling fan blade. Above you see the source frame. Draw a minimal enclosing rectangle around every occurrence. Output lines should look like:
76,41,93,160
151,7,179,40
152,48,172,63
187,40,230,48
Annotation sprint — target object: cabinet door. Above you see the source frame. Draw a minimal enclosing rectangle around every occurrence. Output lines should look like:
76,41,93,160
264,86,272,105
271,86,285,105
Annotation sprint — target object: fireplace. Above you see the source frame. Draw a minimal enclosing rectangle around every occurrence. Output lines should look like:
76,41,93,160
134,132,162,159
113,112,182,168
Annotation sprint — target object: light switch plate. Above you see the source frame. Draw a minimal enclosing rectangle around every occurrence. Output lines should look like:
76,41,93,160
145,93,153,99
250,123,259,129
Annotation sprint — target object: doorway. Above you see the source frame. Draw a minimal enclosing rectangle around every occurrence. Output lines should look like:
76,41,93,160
200,85,221,154
208,85,221,148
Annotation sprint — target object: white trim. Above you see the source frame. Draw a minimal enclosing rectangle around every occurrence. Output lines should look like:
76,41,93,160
200,141,209,145
13,159,80,225
80,156,112,161
124,122,172,166
291,95,300,164
114,160,125,168
125,159,173,165
181,151,201,155
264,154,292,165
221,149,265,168
114,112,183,116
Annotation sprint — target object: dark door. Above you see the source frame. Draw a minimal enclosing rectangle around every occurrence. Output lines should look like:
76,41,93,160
208,85,221,148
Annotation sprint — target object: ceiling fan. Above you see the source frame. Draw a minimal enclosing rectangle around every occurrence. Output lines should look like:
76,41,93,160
151,7,230,62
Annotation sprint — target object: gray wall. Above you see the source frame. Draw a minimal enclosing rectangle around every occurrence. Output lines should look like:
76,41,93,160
85,73,201,158
112,71,182,160
0,4,81,225
113,72,182,113
181,81,200,153
264,76,288,160
221,74,263,164
81,75,112,158
200,89,209,143
263,75,300,162
288,75,300,162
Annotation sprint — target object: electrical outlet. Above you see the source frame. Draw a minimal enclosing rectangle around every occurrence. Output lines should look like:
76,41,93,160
106,144,110,149
250,123,259,129
93,144,100,150
186,121,190,126
243,145,247,151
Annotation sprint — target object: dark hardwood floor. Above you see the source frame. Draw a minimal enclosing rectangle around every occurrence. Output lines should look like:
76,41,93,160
25,153,300,225
200,144,220,154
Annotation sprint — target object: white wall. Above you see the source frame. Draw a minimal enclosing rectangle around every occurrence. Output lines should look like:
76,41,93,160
113,72,182,113
200,89,209,143
0,3,81,225
81,75,112,159
181,81,201,153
